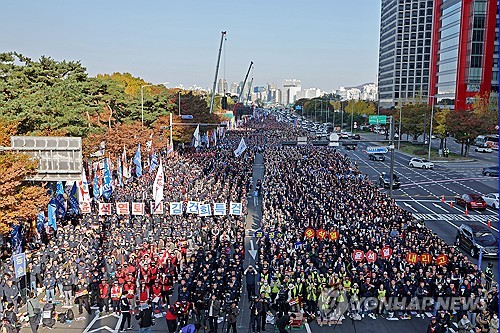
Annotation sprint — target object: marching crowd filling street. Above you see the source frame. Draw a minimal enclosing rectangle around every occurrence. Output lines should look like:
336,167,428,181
0,110,497,333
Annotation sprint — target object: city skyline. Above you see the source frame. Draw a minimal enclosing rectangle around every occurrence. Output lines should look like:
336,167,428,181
0,0,381,93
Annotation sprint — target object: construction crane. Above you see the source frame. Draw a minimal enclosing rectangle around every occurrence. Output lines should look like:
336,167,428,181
237,61,253,104
246,77,253,106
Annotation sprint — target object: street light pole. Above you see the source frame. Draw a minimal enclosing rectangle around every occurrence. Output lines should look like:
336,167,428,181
398,98,403,149
350,101,354,133
178,91,181,116
427,96,436,160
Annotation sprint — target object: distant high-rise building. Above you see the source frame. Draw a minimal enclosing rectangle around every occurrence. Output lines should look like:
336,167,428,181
282,79,302,105
230,82,239,95
377,0,435,107
217,79,228,94
429,0,498,110
296,88,322,100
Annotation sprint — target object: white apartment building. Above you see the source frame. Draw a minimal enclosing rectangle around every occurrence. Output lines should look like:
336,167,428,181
282,79,301,105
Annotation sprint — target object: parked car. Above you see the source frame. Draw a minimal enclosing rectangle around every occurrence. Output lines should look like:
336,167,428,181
475,146,493,153
408,158,434,169
342,141,357,150
455,223,498,258
369,153,386,161
482,193,499,209
378,173,400,189
454,193,487,210
482,166,499,177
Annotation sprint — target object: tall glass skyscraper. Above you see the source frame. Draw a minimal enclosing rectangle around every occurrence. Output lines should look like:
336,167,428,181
377,0,435,108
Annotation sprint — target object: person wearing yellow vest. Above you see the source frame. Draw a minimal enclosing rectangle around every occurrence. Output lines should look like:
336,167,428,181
270,278,281,302
305,282,318,315
259,281,271,300
376,284,387,317
348,282,360,319
317,287,331,326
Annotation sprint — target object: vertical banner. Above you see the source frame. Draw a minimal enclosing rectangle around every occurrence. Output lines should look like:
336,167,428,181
152,159,164,211
102,158,113,199
47,197,57,231
133,144,142,178
13,253,26,279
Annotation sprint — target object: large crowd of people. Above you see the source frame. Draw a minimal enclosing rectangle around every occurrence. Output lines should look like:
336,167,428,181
0,112,497,333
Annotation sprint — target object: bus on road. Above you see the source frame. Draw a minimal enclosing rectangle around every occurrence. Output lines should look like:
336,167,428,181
474,134,499,150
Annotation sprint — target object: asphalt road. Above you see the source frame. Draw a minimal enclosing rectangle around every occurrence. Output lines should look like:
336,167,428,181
341,135,499,276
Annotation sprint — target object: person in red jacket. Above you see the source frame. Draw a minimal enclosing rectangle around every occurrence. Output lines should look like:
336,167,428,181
165,302,179,333
138,282,150,305
123,280,136,310
98,280,110,313
110,281,122,313
151,280,163,313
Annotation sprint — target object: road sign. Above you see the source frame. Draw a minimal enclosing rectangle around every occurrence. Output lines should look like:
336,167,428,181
13,253,26,279
369,115,387,125
366,146,388,154
181,115,193,120
295,105,302,110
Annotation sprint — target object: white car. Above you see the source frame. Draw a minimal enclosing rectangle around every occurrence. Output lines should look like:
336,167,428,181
482,193,499,209
475,146,493,153
409,158,434,169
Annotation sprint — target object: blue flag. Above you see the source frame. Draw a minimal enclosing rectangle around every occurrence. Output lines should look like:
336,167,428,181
11,224,22,254
117,156,123,187
55,181,66,218
56,181,65,195
93,165,101,199
103,158,113,199
36,212,45,235
69,182,80,215
47,197,57,231
149,149,158,173
133,144,142,178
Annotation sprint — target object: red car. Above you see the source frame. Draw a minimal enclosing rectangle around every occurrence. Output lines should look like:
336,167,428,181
455,194,487,210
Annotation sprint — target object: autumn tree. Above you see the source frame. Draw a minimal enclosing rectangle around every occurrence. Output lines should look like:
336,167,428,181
0,152,48,234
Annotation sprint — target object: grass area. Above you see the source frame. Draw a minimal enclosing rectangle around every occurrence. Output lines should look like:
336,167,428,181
397,142,467,161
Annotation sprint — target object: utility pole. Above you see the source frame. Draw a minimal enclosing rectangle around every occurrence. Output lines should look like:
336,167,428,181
209,31,226,114
389,116,395,197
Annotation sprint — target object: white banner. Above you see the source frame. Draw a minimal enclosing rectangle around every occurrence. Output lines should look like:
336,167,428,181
213,203,227,216
198,203,212,217
79,201,92,214
132,202,144,215
169,202,183,215
78,168,91,204
229,202,243,215
151,202,164,215
116,202,130,215
187,201,199,214
152,159,164,211
98,203,112,215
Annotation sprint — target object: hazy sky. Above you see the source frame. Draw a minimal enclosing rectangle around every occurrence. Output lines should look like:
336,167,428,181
2,0,381,92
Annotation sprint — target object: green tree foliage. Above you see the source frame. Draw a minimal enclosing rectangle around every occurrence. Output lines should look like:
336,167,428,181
398,103,430,140
0,52,220,144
